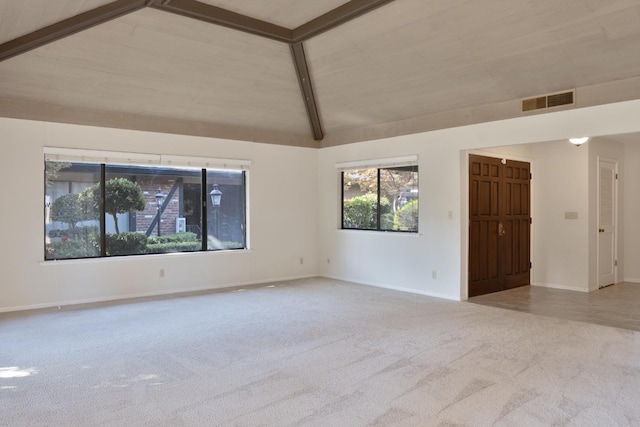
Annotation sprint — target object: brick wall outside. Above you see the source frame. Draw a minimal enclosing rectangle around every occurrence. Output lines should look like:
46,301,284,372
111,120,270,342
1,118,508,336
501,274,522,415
136,177,181,236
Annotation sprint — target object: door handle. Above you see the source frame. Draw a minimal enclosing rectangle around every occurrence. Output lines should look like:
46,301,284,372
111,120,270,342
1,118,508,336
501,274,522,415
599,228,605,233
498,222,505,236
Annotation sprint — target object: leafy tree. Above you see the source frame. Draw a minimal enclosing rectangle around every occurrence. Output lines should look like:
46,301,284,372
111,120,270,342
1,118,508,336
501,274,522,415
86,178,146,234
45,161,71,186
343,167,418,211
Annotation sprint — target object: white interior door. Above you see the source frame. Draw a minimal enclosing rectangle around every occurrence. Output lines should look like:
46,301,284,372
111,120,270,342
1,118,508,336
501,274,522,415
597,158,617,288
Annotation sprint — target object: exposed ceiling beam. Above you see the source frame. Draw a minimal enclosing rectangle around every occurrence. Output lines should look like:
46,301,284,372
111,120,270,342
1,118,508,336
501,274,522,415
0,0,394,142
0,0,148,62
292,0,396,43
151,0,293,44
290,43,323,141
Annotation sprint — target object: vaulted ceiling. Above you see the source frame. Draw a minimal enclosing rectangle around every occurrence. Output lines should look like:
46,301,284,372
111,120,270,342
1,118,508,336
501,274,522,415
1,0,640,148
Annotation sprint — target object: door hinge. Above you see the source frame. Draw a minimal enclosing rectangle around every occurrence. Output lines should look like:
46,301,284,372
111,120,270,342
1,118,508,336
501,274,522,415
530,173,532,180
615,260,618,266
530,261,532,268
530,218,532,225
615,173,618,180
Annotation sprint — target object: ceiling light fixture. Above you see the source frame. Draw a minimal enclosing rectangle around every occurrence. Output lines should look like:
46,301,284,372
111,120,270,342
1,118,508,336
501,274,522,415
569,137,589,146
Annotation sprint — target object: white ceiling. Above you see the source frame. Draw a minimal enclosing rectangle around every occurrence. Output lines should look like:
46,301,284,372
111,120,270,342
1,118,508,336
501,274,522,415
1,0,640,147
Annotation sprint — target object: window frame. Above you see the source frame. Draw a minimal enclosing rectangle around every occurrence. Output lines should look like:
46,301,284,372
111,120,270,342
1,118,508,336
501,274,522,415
339,157,419,233
44,148,250,261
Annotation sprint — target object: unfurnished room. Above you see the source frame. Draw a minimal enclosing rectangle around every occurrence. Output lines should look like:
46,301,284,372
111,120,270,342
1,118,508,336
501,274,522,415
2,0,640,425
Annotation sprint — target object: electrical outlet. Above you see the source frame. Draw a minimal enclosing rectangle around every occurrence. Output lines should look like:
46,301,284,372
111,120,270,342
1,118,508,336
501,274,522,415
300,257,304,265
159,269,165,278
327,258,331,264
432,270,437,279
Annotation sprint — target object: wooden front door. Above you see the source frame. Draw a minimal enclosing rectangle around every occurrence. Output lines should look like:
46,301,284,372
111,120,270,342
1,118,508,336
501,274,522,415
469,154,531,297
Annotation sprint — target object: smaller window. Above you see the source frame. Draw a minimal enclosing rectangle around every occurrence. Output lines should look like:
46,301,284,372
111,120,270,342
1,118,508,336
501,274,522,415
342,165,418,232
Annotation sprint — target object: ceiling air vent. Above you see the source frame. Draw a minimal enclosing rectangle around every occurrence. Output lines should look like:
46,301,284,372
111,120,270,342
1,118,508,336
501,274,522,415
522,89,575,112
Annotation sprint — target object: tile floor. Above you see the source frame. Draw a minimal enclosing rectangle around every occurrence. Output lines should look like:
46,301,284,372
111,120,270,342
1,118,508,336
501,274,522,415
469,282,640,331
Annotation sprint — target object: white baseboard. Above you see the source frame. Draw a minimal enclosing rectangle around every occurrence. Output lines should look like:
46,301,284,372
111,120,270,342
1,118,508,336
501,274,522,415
322,274,460,301
623,278,640,283
532,282,589,292
0,274,317,314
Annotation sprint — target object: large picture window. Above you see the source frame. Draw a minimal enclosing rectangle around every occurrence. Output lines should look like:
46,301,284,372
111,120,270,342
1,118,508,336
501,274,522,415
44,150,248,261
341,162,418,232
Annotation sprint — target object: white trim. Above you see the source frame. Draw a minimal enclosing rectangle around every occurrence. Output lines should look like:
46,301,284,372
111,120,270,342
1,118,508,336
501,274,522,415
623,278,640,283
596,156,618,288
335,155,418,171
532,282,589,293
0,274,316,314
44,147,160,166
161,154,250,170
322,275,460,301
44,147,251,170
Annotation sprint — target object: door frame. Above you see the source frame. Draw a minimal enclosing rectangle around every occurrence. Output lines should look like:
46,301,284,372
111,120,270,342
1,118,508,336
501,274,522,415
460,149,535,300
596,156,619,288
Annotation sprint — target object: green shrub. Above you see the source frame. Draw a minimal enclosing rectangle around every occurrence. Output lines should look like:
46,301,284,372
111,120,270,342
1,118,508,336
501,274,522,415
394,199,419,231
105,232,148,256
46,234,100,260
147,232,198,245
146,241,202,254
343,193,390,229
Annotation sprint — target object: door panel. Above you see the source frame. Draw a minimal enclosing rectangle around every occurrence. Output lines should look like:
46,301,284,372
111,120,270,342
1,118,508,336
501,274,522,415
503,160,531,290
469,155,530,297
597,159,616,288
469,155,503,296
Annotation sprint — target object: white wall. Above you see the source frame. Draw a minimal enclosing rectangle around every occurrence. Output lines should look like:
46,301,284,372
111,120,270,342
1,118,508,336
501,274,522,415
318,100,640,300
624,138,640,282
530,141,590,291
3,100,640,311
0,118,318,312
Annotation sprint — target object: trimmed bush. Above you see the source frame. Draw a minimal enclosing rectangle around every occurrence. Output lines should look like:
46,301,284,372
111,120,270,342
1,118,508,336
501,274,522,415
394,199,418,231
105,232,148,256
46,234,100,259
146,241,202,254
343,193,390,229
147,232,198,245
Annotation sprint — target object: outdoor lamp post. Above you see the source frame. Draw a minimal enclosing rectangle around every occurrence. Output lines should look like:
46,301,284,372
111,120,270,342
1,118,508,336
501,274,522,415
155,188,164,237
209,184,222,237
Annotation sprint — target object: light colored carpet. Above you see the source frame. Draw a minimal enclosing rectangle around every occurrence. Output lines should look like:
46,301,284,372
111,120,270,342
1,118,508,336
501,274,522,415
1,277,639,426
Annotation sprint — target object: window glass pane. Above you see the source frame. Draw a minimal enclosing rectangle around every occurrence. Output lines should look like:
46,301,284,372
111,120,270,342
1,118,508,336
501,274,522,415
342,168,378,230
45,161,101,260
206,170,246,251
105,165,202,256
380,166,419,231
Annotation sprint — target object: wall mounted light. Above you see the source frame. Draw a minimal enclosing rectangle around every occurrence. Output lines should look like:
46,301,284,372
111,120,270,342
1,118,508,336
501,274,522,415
569,137,589,146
